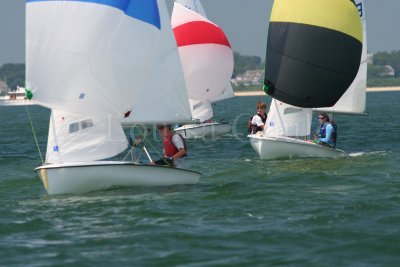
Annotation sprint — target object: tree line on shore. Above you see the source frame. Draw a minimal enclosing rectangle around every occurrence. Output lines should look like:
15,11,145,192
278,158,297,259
367,50,400,87
232,50,400,89
1,50,399,93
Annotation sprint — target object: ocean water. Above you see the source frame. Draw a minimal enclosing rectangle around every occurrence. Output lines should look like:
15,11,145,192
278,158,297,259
0,92,399,266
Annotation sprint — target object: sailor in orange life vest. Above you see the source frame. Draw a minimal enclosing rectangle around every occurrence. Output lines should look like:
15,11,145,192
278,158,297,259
152,125,187,168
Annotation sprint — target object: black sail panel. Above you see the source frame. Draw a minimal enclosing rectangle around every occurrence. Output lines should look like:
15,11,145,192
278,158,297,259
264,0,363,108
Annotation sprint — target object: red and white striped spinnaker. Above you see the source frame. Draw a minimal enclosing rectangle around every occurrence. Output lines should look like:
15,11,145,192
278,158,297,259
171,1,234,121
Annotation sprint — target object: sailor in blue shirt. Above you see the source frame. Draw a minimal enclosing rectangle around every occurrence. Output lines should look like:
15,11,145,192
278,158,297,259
317,114,337,148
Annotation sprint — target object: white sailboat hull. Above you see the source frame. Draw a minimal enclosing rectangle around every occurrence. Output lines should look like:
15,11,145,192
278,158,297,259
249,134,346,160
36,161,201,195
174,122,231,139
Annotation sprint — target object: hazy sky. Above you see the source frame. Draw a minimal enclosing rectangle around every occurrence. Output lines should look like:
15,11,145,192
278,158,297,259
1,0,399,66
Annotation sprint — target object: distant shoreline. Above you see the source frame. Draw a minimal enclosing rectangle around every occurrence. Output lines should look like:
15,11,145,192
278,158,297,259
234,86,400,96
365,86,400,92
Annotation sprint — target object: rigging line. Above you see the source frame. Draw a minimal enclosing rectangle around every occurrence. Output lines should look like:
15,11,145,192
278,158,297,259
123,138,145,162
131,125,164,161
25,105,44,164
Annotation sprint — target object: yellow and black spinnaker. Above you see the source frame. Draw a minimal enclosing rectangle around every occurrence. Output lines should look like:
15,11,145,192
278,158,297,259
263,0,363,108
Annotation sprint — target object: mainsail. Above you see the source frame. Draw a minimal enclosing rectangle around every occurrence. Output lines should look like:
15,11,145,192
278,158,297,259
263,0,363,108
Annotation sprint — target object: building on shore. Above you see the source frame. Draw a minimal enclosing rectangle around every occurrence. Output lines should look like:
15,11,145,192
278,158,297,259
231,69,264,87
380,65,395,77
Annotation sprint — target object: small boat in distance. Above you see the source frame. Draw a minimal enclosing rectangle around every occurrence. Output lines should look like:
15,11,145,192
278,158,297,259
0,86,36,106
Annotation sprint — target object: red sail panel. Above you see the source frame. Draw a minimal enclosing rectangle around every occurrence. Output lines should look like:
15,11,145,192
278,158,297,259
173,21,231,48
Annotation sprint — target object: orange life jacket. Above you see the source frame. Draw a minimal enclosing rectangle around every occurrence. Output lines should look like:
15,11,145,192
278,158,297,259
163,132,177,157
163,133,187,157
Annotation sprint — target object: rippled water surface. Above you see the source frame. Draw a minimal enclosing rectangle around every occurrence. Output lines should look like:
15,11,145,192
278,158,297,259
1,92,399,266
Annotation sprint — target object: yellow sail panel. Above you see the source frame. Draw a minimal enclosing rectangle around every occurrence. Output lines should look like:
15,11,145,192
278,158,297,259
270,0,362,43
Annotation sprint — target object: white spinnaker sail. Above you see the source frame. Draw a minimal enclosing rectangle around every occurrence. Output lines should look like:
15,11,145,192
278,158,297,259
46,110,128,164
264,99,312,138
123,0,192,124
314,0,367,115
26,0,161,117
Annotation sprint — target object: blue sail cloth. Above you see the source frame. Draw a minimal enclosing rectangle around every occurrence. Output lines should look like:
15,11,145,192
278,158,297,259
26,0,160,29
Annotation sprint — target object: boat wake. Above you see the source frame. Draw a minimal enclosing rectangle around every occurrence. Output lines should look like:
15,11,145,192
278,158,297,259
348,150,390,157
